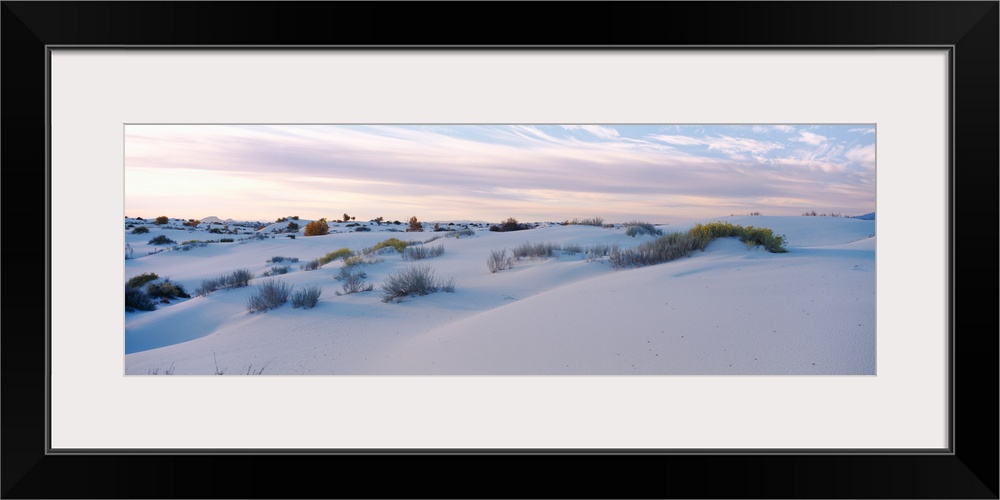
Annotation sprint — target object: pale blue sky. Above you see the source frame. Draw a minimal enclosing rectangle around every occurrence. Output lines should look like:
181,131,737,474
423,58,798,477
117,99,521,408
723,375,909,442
125,124,875,223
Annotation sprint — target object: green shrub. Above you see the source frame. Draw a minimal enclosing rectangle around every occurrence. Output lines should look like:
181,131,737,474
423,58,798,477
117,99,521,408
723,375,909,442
126,272,160,288
372,237,408,254
130,226,150,234
291,285,322,309
246,279,292,313
148,235,176,245
318,248,353,266
145,279,191,300
380,265,455,302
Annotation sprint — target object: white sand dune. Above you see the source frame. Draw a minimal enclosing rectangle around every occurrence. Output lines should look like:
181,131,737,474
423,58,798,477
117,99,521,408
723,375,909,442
124,215,875,375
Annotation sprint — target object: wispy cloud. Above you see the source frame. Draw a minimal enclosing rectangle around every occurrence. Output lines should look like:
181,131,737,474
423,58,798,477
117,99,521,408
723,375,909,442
791,131,829,146
848,127,876,135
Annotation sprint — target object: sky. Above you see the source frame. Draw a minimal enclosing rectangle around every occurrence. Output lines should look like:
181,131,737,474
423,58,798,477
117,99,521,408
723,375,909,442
124,124,876,223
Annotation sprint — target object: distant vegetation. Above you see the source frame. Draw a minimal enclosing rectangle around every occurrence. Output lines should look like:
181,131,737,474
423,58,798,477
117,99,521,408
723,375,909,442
154,216,169,225
624,221,663,237
380,265,455,302
291,285,322,309
406,216,423,232
131,226,150,234
489,217,531,232
610,221,787,270
304,218,330,236
148,235,176,245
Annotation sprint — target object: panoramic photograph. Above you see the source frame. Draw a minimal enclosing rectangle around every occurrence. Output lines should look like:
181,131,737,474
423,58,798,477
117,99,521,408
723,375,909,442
124,124,876,375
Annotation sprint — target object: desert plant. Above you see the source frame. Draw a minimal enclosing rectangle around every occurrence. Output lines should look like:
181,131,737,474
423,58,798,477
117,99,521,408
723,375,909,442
286,221,299,231
406,216,423,232
145,278,191,300
578,217,604,227
126,272,160,288
300,259,322,271
624,221,663,237
246,279,292,313
194,268,255,296
131,226,150,234
183,219,200,227
372,237,408,254
487,248,513,273
304,218,330,236
262,265,290,277
490,217,530,232
268,256,300,263
154,215,169,225
125,285,157,312
336,267,374,295
511,241,559,260
318,248,353,266
148,235,176,245
403,245,444,261
291,285,322,309
219,238,234,243
380,265,455,302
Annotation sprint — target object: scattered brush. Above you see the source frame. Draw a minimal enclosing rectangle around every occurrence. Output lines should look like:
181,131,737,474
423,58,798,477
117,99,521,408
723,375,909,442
300,259,321,271
318,248,353,266
261,265,290,277
145,278,191,301
610,222,787,270
268,256,300,264
403,245,445,261
371,237,408,254
130,226,150,234
147,235,176,245
487,248,513,273
511,241,559,261
126,272,160,288
624,221,663,237
194,268,255,296
380,265,455,303
291,285,322,309
246,279,292,313
335,267,374,295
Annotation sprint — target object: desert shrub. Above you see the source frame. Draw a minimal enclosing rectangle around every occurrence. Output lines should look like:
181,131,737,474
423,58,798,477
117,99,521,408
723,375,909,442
154,216,169,225
511,241,559,260
610,223,787,270
372,237,408,254
487,249,513,273
561,244,583,254
286,221,299,231
318,248,353,266
291,285,322,309
126,272,160,288
148,235,176,245
268,256,300,263
380,265,455,302
300,259,321,271
195,268,255,296
183,219,200,227
624,221,663,237
406,216,423,232
276,217,288,223
125,285,157,312
304,218,330,236
490,217,530,232
453,228,474,237
262,265,290,277
291,215,299,220
246,279,292,313
578,217,604,227
336,267,374,295
355,226,371,232
131,226,150,234
145,279,191,300
219,238,234,243
802,210,818,216
209,228,223,234
403,245,444,261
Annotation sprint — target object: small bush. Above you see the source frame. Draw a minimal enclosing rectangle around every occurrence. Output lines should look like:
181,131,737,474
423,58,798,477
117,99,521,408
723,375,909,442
195,268,255,296
407,216,423,232
304,218,330,236
380,265,455,302
318,248,353,266
454,228,474,237
125,285,157,312
561,244,583,254
372,237,408,254
578,217,604,227
336,267,374,295
262,265,290,277
148,235,176,245
246,279,292,313
209,228,223,234
300,259,321,271
183,219,201,227
154,216,169,225
355,226,371,232
131,226,150,234
268,256,300,263
490,217,530,232
291,285,322,309
624,221,663,237
286,221,299,231
219,238,234,243
403,245,444,261
145,279,191,300
511,241,559,260
126,272,160,288
487,249,513,273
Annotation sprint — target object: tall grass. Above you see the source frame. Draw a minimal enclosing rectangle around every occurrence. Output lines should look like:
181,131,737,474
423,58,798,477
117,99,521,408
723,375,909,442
246,279,292,313
403,245,445,261
624,221,663,237
291,285,322,309
380,265,455,303
195,268,255,296
511,241,559,260
487,249,513,273
609,222,787,270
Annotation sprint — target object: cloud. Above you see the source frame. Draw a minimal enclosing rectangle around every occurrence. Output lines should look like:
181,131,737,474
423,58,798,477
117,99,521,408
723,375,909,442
845,144,876,166
791,131,828,146
773,125,796,133
561,125,621,140
848,127,876,135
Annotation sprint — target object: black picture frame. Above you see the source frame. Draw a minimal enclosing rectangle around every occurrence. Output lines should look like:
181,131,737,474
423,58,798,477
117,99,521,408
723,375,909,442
3,2,996,498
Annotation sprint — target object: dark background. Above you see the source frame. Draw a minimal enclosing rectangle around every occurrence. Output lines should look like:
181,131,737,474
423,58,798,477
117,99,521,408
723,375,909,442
3,2,997,498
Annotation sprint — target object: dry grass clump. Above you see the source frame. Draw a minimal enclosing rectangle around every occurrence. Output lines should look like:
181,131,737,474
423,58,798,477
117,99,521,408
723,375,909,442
380,265,455,302
246,279,292,313
291,285,322,309
487,249,513,273
195,268,255,296
402,245,444,261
